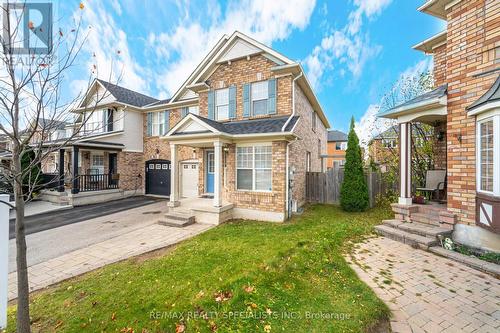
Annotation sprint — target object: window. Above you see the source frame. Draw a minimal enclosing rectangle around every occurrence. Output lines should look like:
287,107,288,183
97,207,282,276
478,118,494,193
91,154,104,175
236,145,272,191
382,139,397,149
306,152,311,172
188,106,199,115
151,112,165,136
312,112,317,132
84,109,104,134
215,88,229,120
251,81,268,116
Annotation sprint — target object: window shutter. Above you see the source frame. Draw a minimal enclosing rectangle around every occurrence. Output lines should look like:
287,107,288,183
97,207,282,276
267,78,276,114
163,110,170,135
147,112,152,136
181,107,188,118
243,83,250,117
229,85,236,119
208,90,215,120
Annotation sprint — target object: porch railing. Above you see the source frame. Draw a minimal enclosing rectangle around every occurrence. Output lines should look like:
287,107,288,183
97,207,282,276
78,174,119,192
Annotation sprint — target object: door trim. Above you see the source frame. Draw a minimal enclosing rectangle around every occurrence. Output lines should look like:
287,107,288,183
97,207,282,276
205,150,214,194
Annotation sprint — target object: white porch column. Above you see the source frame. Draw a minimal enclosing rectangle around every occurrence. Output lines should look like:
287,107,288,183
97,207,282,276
399,122,412,205
213,141,223,207
168,143,180,207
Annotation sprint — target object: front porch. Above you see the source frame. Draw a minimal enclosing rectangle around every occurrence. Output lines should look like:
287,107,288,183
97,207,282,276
40,140,127,206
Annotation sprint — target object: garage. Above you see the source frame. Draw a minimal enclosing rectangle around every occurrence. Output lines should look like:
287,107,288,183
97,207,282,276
181,161,199,198
145,159,171,196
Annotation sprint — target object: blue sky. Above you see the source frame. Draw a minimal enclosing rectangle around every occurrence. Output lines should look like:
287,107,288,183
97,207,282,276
58,0,444,138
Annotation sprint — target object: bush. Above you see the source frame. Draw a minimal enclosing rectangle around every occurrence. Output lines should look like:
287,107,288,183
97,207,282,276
340,117,369,212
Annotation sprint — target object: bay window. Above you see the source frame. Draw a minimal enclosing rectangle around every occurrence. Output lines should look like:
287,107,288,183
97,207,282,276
236,145,272,191
215,88,229,120
251,81,268,116
477,114,500,196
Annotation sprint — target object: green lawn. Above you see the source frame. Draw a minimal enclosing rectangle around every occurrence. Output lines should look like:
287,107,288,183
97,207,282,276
7,205,391,333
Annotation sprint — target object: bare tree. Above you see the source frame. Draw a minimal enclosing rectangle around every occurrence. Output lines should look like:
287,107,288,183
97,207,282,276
0,2,118,331
367,71,436,191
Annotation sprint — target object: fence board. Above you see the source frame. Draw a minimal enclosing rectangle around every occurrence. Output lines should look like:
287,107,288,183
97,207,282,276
306,166,387,207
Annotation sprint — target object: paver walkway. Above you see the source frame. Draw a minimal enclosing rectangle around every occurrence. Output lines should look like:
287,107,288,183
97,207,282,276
346,237,500,333
8,222,213,300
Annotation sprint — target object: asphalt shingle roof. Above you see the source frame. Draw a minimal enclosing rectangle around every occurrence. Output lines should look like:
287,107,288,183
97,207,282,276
327,130,347,142
467,75,500,112
183,114,299,135
97,79,159,107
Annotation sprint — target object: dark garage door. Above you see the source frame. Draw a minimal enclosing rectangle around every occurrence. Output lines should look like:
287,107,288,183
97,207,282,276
145,159,171,196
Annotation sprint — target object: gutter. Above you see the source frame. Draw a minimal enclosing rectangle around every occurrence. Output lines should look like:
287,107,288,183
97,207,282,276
282,73,303,132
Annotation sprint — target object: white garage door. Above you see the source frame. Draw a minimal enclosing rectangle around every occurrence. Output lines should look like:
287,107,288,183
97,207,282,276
181,162,199,198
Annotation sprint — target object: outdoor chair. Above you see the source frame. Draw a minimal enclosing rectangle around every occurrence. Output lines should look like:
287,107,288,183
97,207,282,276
416,169,446,202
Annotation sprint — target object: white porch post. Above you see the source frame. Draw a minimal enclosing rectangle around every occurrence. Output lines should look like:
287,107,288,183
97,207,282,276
169,143,180,207
213,141,223,207
399,122,412,205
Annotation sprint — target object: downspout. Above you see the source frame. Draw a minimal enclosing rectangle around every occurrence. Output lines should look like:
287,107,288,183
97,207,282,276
284,72,302,219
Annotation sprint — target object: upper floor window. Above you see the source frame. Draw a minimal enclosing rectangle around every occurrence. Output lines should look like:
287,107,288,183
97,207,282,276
335,142,347,150
147,111,170,136
215,88,229,120
181,106,199,118
306,151,311,172
84,109,105,134
382,139,397,149
251,81,268,116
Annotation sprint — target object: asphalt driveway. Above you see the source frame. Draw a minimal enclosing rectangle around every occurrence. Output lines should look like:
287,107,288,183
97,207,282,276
9,196,161,239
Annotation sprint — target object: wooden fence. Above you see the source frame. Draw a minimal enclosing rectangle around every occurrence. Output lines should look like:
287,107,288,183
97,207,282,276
306,167,395,207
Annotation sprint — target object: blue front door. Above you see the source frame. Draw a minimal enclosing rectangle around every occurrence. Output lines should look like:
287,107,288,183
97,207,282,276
206,150,214,193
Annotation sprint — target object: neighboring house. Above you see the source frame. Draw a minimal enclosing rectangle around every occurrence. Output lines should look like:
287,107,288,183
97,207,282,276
42,31,330,220
326,130,347,169
378,0,500,251
368,127,398,172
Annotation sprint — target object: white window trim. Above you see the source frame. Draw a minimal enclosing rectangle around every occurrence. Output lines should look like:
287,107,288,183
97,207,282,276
235,142,273,193
476,110,500,196
251,80,269,116
151,111,165,137
215,88,229,121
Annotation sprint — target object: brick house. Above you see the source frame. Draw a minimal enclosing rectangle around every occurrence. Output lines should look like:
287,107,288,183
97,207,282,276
43,31,329,221
326,130,347,169
378,0,500,252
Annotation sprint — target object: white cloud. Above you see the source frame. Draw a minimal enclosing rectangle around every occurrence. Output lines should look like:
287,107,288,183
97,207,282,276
71,0,149,96
303,0,392,91
147,0,316,95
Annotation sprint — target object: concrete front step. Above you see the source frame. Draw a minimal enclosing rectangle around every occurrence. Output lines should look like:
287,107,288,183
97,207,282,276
409,212,440,226
382,220,452,239
375,224,438,250
158,212,195,228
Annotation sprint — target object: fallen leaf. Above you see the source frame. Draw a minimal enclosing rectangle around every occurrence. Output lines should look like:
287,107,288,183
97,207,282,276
196,290,205,299
264,324,271,332
175,322,185,333
243,285,254,293
54,320,63,329
209,321,217,332
214,291,233,302
111,312,116,321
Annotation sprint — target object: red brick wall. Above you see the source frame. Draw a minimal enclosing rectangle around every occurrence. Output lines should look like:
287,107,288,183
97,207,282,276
433,44,447,87
445,0,499,225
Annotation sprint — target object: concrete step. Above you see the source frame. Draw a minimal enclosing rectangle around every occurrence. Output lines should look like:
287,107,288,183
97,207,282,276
158,212,195,228
410,212,440,226
375,224,438,250
382,220,452,239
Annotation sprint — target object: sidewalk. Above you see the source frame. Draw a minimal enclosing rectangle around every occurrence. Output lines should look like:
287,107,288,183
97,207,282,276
8,222,213,300
347,237,500,333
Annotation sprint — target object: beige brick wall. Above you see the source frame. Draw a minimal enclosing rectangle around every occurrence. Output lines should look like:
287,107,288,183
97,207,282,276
289,85,327,208
444,0,499,225
117,151,143,191
198,54,292,121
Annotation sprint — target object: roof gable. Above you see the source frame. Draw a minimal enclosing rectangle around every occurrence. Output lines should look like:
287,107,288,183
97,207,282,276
169,31,294,103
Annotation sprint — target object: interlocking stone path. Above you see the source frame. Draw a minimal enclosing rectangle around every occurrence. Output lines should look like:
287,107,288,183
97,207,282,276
8,222,213,300
346,237,500,333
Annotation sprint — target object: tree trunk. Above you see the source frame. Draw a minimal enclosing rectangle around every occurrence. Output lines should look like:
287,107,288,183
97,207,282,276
12,152,31,333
